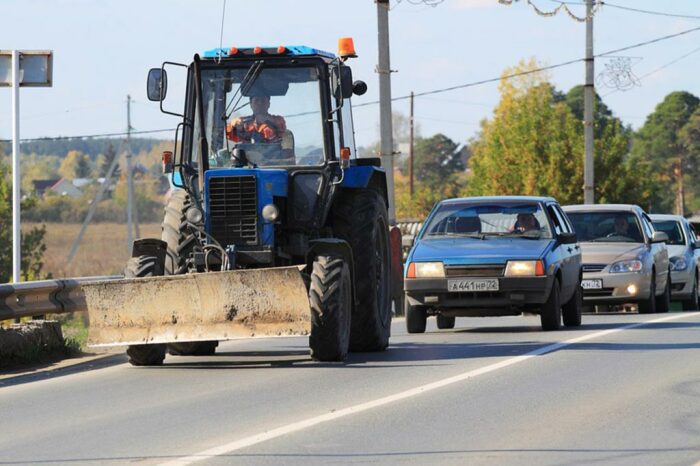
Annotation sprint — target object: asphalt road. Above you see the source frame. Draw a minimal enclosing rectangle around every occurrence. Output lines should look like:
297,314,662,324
2,311,700,466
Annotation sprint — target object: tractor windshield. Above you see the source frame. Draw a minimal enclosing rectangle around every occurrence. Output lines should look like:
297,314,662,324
195,64,326,168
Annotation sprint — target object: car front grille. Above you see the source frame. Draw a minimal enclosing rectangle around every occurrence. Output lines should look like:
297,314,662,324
445,265,505,277
208,175,258,246
582,263,607,273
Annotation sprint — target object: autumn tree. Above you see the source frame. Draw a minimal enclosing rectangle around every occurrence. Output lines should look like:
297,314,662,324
58,150,92,179
467,59,583,204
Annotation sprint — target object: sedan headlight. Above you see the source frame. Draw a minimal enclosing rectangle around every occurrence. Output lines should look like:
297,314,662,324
504,260,545,277
409,262,445,278
609,260,643,273
670,256,688,271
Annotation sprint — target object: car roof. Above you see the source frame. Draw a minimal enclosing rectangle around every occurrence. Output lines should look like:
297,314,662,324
649,214,685,222
439,196,556,205
562,204,642,213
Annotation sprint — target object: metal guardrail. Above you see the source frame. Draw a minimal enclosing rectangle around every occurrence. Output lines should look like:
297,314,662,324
0,276,121,321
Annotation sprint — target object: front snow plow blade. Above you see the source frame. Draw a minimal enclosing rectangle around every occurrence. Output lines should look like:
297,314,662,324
84,267,310,347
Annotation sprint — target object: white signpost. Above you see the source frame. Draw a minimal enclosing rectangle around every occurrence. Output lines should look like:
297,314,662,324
0,50,53,283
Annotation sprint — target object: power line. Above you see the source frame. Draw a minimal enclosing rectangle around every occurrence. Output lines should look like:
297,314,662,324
600,1,700,21
0,128,175,144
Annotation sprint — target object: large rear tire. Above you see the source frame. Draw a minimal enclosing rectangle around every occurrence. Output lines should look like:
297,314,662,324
124,255,167,366
162,190,218,356
333,190,392,352
540,278,562,331
309,255,352,362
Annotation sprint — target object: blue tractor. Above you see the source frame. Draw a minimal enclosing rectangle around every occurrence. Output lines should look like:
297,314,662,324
86,40,399,365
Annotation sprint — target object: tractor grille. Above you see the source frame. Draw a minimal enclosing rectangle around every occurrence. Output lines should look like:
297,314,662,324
445,265,504,277
208,175,258,246
583,263,607,273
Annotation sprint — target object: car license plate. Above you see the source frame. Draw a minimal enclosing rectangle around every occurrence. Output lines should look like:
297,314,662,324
448,279,499,292
581,279,603,290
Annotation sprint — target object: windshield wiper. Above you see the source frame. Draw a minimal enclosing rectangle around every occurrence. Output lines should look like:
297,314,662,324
224,60,264,120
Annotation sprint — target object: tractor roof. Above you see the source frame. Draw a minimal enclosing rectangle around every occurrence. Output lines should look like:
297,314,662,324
202,45,335,61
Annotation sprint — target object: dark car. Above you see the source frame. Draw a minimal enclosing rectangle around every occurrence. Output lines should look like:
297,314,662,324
404,196,582,332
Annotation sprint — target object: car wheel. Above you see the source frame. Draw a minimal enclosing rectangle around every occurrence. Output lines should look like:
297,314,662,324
638,273,656,314
655,272,671,313
562,285,582,327
540,278,562,331
436,314,456,329
682,274,698,311
405,296,427,334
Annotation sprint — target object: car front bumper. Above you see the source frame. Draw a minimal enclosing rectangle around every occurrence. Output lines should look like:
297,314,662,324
670,268,694,299
581,271,651,304
404,275,553,316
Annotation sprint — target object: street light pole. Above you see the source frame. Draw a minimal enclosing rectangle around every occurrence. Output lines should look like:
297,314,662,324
11,50,21,283
583,0,595,204
377,0,396,223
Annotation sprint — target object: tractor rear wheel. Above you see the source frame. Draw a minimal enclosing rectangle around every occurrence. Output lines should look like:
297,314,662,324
333,189,392,352
309,255,351,361
124,255,167,366
162,190,218,356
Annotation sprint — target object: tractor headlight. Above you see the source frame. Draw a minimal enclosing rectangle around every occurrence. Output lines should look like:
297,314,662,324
262,203,279,222
185,206,203,224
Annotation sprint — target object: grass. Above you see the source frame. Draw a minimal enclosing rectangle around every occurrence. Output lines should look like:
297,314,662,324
24,222,162,278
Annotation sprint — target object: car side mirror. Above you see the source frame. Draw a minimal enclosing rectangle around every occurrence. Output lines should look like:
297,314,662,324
693,240,700,249
651,231,669,243
559,232,577,244
147,68,167,101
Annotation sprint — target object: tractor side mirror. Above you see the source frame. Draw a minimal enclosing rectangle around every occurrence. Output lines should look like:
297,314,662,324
147,68,168,101
353,80,367,96
332,66,354,99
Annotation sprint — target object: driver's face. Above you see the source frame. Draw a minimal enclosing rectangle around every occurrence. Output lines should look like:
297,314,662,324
520,215,535,229
250,96,270,115
615,218,629,232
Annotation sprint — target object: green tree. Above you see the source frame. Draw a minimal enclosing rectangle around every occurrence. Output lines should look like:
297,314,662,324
564,85,635,204
467,59,583,204
628,91,700,212
58,150,92,179
95,143,121,178
413,133,464,184
0,162,48,282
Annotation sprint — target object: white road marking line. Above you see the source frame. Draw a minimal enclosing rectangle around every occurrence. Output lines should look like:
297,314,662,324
161,312,700,465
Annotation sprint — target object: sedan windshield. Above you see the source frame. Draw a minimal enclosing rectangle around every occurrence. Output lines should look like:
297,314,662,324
423,202,553,239
567,211,643,243
652,220,686,246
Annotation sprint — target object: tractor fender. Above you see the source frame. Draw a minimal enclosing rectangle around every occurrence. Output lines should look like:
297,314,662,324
306,238,356,305
339,165,388,207
131,238,168,265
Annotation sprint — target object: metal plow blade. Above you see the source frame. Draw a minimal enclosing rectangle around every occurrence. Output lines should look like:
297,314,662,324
84,267,310,347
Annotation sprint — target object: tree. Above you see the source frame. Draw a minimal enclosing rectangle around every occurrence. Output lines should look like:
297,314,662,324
58,150,92,180
96,143,121,178
413,133,464,184
467,59,583,204
0,162,48,282
564,85,635,204
628,91,700,212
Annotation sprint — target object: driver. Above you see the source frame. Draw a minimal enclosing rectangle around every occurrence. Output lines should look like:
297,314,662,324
613,216,630,236
514,213,539,233
226,95,287,144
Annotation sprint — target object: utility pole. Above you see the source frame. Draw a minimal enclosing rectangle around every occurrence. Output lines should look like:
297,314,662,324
377,0,396,223
126,94,135,253
583,0,595,204
409,91,414,197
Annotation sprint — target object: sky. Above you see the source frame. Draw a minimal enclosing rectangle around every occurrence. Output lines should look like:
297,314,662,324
1,0,699,150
